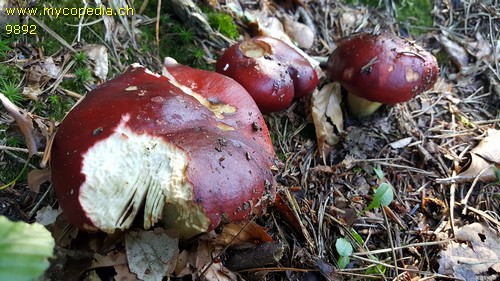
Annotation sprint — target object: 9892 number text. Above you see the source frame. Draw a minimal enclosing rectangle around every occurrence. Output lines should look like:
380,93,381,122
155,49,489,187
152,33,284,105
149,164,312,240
5,24,37,35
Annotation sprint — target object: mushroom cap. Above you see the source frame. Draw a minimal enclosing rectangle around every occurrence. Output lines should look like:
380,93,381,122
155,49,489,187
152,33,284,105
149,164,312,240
327,32,439,104
216,36,318,113
51,61,277,239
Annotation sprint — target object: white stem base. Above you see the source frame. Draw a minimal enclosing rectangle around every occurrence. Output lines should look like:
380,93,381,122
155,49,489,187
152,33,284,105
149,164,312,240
347,93,382,118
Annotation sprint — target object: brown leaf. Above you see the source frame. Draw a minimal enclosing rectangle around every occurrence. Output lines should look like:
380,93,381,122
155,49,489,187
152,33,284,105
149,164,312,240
27,168,51,193
311,82,343,158
0,93,37,157
437,129,500,184
195,240,237,281
471,129,500,163
438,223,500,277
215,221,273,246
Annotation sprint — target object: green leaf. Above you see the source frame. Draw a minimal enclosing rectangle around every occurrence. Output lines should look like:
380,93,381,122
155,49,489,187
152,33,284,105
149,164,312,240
335,237,353,257
373,166,384,179
350,229,364,245
364,183,394,212
337,255,350,269
0,216,55,281
365,263,387,275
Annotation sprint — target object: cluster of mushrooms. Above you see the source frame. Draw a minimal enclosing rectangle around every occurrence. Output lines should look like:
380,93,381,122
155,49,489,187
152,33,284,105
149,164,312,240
50,31,438,238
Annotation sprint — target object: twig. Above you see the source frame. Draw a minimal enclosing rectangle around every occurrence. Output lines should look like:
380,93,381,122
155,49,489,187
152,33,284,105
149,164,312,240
382,207,399,278
156,0,161,46
353,239,455,256
0,145,44,156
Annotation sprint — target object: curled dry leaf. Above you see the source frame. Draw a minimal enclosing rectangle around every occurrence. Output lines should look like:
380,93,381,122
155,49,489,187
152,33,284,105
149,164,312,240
245,11,321,71
438,129,500,183
311,82,344,157
213,221,273,246
282,16,315,49
0,93,38,157
471,129,500,162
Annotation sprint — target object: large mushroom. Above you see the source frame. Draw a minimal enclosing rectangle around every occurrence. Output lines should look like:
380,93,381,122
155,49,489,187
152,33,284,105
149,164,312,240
50,59,277,239
327,31,439,117
216,36,318,113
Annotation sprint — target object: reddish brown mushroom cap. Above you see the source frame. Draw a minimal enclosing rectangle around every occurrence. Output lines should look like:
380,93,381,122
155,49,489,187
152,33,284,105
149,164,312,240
216,36,318,113
51,61,277,238
327,32,439,105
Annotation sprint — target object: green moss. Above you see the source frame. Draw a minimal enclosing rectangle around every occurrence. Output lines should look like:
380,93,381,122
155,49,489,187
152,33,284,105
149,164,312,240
395,0,434,35
0,64,21,85
0,37,13,60
0,81,24,105
341,0,434,35
207,11,239,39
32,94,75,121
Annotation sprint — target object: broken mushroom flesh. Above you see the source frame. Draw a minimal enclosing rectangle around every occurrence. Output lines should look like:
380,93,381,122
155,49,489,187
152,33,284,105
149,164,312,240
51,60,277,239
216,36,318,113
327,32,439,117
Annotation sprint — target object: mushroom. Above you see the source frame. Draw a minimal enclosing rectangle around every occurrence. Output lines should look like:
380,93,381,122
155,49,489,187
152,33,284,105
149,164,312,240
216,36,319,113
50,59,277,239
327,31,439,117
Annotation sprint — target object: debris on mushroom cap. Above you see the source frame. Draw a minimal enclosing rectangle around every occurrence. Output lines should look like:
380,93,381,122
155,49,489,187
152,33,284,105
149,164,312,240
50,60,277,239
216,36,319,113
327,31,439,105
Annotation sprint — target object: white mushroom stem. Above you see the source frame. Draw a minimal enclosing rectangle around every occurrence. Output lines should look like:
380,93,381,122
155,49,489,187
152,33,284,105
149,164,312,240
346,92,383,118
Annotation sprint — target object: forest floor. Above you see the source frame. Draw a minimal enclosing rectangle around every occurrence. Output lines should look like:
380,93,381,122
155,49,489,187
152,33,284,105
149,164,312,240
0,0,499,280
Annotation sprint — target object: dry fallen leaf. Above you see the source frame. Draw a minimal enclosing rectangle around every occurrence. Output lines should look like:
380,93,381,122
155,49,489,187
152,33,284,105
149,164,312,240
244,10,321,71
389,137,413,149
27,168,51,193
83,44,109,81
438,129,500,183
0,93,38,157
124,229,179,281
195,240,237,281
26,57,60,85
92,249,128,269
214,221,273,246
311,82,344,157
438,223,500,278
35,205,61,226
22,85,43,101
282,16,315,49
436,33,469,69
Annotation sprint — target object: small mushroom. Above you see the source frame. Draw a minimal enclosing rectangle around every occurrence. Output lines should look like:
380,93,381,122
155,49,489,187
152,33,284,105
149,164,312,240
327,32,439,117
50,59,277,239
216,36,319,113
